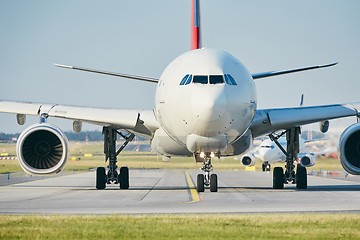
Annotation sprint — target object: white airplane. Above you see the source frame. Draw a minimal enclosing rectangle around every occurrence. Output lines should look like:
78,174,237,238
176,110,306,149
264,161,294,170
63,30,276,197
241,136,317,172
1,0,360,192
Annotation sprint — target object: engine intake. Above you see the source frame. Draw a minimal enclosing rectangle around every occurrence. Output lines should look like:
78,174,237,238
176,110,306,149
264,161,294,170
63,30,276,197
16,123,68,175
241,155,255,166
339,123,360,175
299,153,315,167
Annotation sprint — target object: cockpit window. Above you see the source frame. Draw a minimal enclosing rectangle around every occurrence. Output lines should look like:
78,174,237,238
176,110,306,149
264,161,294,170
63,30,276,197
193,75,208,84
261,145,274,149
224,74,231,85
209,75,224,84
180,74,193,85
225,74,237,85
180,74,190,85
180,74,237,86
185,75,192,85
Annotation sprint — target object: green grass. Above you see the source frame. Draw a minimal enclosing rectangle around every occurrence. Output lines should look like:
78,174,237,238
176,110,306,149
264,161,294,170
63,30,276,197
0,143,16,155
1,214,360,239
0,156,345,174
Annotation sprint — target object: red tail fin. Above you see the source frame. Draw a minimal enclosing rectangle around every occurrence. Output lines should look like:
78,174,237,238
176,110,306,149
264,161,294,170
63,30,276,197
191,0,201,50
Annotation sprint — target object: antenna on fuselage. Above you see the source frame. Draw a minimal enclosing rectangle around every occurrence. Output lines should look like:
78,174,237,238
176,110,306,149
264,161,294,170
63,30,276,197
299,94,304,107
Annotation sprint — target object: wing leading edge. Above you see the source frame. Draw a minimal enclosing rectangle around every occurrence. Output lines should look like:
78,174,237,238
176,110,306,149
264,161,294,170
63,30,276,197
251,62,337,80
0,101,159,137
251,103,360,138
54,64,159,83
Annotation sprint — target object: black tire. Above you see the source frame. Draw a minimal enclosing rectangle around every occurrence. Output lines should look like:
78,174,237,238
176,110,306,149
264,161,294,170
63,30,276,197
197,174,205,192
119,167,129,189
296,165,307,189
273,167,284,189
210,174,218,192
96,167,106,190
262,163,266,172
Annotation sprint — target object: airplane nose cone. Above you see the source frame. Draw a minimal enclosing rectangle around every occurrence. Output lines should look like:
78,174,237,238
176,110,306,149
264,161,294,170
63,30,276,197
191,89,227,121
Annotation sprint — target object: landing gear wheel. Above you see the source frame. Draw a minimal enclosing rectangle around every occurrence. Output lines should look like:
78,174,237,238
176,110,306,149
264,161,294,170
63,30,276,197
210,174,218,192
119,167,129,189
273,167,284,189
262,163,266,172
296,165,307,189
96,167,106,190
197,174,205,192
97,127,134,190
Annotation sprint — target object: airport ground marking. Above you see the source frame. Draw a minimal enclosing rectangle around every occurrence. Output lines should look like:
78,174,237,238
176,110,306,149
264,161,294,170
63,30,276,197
185,171,201,203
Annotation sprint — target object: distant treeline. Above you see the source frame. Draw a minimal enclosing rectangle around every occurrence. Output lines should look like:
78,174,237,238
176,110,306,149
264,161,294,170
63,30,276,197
65,131,104,141
0,132,19,142
301,130,325,141
0,130,323,143
0,131,148,143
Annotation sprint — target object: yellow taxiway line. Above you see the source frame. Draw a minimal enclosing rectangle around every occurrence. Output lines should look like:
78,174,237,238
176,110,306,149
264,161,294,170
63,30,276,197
185,171,201,203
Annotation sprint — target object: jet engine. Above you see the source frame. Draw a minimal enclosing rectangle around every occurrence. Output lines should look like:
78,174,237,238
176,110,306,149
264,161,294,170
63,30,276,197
299,153,315,167
338,123,360,175
241,155,255,166
16,123,69,175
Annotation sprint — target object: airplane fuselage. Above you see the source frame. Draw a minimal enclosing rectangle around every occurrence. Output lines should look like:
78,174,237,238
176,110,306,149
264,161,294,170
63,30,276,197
258,137,306,163
154,49,257,156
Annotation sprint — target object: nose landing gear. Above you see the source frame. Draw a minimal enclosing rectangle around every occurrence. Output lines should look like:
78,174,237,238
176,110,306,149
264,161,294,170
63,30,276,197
196,154,218,192
262,161,271,172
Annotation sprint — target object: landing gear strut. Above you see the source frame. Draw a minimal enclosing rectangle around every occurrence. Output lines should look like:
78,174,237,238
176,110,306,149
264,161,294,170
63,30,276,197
262,162,271,172
196,154,218,192
96,127,134,190
269,127,307,189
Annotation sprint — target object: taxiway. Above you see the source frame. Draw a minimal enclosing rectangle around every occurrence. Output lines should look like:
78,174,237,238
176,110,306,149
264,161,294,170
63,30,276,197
1,169,360,214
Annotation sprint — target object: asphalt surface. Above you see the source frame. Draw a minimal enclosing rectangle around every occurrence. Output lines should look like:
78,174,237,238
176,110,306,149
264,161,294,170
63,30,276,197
1,169,360,214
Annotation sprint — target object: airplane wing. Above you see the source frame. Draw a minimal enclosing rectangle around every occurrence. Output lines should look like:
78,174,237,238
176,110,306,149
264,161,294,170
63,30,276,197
0,101,159,137
251,103,360,138
54,64,159,83
251,62,337,80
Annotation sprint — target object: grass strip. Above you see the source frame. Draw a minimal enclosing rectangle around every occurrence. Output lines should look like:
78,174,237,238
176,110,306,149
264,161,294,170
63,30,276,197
0,214,360,239
0,157,345,174
0,142,345,174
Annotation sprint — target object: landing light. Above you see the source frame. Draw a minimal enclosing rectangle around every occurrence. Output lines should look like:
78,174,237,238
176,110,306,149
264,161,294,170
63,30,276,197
210,152,215,158
200,152,205,158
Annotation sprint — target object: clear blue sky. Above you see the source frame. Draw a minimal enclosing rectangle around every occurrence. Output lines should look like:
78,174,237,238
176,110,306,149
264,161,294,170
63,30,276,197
1,0,360,133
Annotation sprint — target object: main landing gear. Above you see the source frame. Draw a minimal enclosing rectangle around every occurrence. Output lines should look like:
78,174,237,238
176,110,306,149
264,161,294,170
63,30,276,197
196,154,218,192
269,127,307,190
96,127,134,190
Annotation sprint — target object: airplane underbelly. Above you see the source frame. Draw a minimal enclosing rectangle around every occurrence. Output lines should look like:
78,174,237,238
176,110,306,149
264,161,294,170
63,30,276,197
186,133,228,153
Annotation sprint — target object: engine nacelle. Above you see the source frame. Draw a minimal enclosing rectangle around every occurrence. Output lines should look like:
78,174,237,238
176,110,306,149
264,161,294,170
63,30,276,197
319,120,330,133
16,123,69,175
339,123,360,175
299,153,316,167
241,155,255,166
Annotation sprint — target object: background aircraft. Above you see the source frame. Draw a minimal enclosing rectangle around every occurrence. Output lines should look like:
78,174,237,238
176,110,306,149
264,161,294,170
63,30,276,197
241,135,320,172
